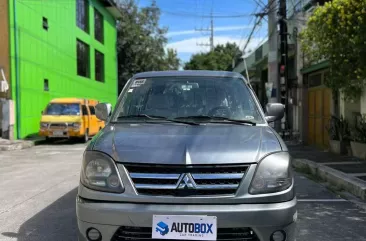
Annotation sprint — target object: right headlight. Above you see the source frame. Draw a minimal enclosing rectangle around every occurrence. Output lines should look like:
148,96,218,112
80,151,124,193
249,152,293,195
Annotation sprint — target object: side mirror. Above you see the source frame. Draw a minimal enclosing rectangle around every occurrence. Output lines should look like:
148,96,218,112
95,103,112,121
265,103,285,123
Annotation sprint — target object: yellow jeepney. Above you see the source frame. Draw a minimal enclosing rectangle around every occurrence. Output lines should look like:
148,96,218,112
39,98,104,142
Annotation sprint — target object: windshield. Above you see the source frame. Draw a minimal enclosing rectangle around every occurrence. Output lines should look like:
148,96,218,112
44,103,81,116
113,77,264,123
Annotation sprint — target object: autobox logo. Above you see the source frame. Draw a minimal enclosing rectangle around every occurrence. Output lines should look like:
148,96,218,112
171,222,213,234
156,221,169,236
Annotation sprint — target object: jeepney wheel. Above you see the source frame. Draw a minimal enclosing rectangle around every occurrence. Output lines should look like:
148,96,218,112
83,129,89,143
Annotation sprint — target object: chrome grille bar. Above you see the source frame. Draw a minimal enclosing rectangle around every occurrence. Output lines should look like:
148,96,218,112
130,173,180,179
192,173,244,179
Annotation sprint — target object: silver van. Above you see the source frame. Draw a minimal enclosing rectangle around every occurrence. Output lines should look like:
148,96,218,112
76,71,297,241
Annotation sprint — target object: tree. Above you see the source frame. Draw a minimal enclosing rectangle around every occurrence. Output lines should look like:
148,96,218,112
116,0,180,93
163,49,180,71
300,0,366,101
184,43,242,71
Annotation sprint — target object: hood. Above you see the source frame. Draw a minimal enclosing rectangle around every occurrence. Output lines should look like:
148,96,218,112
92,124,283,165
41,115,82,123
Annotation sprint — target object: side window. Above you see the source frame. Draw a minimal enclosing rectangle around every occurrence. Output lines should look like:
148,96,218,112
82,105,89,115
89,106,96,115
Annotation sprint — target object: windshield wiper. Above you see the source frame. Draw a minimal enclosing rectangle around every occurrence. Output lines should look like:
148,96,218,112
117,114,199,125
174,115,256,126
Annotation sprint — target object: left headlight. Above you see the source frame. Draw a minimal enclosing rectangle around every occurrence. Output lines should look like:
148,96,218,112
81,151,124,193
69,122,81,128
249,152,293,195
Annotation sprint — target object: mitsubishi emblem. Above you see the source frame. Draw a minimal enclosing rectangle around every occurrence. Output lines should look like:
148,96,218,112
177,173,196,189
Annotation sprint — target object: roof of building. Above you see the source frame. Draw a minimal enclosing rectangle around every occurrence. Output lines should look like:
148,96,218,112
133,70,246,81
101,0,123,19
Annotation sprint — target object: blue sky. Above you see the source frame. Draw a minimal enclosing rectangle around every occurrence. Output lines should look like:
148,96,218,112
137,0,268,64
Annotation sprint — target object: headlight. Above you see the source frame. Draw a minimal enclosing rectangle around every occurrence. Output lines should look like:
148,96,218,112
249,152,293,194
81,151,124,193
40,122,48,128
69,122,81,128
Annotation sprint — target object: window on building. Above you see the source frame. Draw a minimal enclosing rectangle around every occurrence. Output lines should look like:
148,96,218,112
95,50,104,82
42,17,48,31
89,106,96,115
82,105,89,115
76,0,89,33
94,8,104,43
308,73,322,87
44,79,49,91
77,40,90,78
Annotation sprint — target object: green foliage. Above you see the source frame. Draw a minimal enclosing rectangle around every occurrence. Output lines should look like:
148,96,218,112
300,0,366,101
327,115,350,141
184,43,241,71
116,0,180,92
352,115,366,143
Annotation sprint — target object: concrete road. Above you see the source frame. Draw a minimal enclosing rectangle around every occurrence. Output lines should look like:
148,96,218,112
0,144,366,241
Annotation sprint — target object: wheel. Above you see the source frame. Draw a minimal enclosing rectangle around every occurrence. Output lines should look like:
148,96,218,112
82,129,89,143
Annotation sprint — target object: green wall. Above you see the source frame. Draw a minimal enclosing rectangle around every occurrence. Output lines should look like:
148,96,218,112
8,0,118,139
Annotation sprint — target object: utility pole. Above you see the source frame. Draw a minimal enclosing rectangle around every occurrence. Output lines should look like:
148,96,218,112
196,11,214,51
278,0,289,130
267,0,280,130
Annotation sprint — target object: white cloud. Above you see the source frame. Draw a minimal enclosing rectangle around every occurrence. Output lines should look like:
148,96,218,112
167,25,252,37
166,36,267,56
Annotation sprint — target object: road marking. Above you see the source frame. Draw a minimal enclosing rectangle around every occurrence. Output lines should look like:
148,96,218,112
321,161,362,165
348,173,366,177
298,199,347,202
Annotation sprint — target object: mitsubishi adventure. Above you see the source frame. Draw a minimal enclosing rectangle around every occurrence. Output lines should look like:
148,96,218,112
76,71,297,241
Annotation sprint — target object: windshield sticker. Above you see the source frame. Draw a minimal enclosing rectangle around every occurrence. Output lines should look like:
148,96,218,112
131,79,146,87
181,84,193,91
245,116,255,120
128,89,133,93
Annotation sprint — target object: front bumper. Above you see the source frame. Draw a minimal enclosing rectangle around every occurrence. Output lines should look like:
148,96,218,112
39,128,81,138
76,197,297,241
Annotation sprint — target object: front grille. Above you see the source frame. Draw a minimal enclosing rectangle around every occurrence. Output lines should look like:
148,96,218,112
111,226,259,241
50,123,67,128
124,164,248,196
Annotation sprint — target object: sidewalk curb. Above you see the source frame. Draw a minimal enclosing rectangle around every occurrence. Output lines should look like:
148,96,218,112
293,158,366,201
0,141,34,151
0,138,45,151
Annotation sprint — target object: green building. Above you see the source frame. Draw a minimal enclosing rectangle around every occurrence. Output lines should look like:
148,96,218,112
0,0,121,139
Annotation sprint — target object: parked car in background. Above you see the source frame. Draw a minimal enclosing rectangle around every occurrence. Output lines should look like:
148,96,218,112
39,98,104,142
76,71,296,241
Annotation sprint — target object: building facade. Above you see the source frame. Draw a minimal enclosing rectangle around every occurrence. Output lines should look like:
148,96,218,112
0,0,120,139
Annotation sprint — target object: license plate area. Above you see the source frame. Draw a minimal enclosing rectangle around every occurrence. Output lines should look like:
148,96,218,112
52,130,65,137
152,215,217,240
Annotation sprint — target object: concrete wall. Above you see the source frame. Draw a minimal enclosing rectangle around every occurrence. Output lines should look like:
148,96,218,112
340,96,360,128
360,91,366,116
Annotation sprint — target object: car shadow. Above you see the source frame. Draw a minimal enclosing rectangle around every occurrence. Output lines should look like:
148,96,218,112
1,188,78,241
39,138,87,146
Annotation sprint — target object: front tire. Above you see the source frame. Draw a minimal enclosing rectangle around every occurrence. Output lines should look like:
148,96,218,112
82,129,89,143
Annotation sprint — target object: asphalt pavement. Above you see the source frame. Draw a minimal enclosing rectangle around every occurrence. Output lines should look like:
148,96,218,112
0,143,366,241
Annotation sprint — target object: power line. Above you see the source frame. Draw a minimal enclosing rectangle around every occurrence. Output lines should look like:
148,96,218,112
242,16,263,54
195,11,214,51
159,9,253,18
